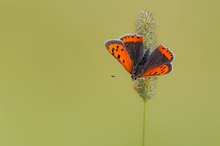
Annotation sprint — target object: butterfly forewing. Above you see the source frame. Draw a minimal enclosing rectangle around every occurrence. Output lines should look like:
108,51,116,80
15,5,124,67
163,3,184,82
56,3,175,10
105,40,133,73
158,45,174,61
146,45,174,69
120,34,144,67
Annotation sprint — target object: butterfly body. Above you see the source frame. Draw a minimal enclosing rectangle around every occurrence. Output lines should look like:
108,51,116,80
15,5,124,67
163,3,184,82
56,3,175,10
105,34,174,80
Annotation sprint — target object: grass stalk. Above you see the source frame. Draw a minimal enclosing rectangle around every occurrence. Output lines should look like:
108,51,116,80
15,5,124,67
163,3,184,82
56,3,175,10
142,99,147,146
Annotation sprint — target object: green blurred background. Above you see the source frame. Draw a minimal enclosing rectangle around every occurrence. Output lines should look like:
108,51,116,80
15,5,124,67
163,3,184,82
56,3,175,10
0,0,219,146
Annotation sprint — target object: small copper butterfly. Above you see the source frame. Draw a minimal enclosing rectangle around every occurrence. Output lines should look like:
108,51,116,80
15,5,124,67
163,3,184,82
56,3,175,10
105,34,174,80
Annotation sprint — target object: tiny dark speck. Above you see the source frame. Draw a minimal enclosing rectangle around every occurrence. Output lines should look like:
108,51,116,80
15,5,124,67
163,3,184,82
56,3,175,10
132,36,134,38
117,54,120,59
123,60,125,63
117,45,119,49
121,49,124,51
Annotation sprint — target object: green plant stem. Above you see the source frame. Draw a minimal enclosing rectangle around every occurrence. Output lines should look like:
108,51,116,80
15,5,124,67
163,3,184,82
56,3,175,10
142,99,147,146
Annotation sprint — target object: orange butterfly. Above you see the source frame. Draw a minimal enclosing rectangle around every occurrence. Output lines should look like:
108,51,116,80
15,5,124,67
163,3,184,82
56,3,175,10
105,34,174,80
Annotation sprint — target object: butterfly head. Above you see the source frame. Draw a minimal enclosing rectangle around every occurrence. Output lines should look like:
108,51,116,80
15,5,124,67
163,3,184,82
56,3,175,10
131,73,139,80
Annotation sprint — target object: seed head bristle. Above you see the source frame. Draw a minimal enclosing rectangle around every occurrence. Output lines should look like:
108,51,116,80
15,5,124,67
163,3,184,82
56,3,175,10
134,10,157,100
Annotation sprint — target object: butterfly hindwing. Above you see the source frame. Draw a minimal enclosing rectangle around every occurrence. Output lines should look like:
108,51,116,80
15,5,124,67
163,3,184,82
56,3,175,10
141,63,172,77
120,34,144,67
105,40,133,73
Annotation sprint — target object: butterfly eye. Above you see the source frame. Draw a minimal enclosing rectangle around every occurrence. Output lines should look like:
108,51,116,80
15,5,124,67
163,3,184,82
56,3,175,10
131,75,137,80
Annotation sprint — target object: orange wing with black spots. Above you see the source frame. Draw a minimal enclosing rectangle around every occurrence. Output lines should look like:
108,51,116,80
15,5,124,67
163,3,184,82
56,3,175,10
120,34,144,43
105,40,133,73
140,63,172,77
145,44,174,69
119,34,144,66
134,44,174,78
158,45,174,61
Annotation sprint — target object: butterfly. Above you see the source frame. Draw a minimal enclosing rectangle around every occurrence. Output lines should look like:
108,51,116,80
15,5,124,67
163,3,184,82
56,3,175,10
105,34,174,80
